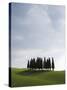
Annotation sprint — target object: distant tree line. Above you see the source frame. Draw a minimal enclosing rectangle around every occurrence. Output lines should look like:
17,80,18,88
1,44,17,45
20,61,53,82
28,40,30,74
27,57,55,71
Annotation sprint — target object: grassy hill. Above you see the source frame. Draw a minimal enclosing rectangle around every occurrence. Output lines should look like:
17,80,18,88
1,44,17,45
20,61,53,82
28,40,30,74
10,68,65,87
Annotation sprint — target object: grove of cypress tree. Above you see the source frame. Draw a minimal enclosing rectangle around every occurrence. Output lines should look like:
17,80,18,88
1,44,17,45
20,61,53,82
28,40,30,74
27,57,55,71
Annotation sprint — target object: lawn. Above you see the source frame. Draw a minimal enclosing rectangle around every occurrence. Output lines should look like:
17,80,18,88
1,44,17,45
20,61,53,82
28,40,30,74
10,68,65,87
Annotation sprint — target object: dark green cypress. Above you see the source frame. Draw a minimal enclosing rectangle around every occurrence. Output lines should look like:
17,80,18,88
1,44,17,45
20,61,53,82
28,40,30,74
44,57,47,69
48,58,51,70
52,57,55,71
27,60,30,69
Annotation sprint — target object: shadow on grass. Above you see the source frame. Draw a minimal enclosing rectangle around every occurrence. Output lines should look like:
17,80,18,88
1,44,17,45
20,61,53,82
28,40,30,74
16,69,51,76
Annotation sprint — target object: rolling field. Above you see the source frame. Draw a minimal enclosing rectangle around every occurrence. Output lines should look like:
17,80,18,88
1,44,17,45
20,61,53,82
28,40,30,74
11,68,65,87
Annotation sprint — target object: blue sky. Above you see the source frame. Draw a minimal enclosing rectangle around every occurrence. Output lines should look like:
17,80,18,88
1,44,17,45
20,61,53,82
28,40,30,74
11,3,65,70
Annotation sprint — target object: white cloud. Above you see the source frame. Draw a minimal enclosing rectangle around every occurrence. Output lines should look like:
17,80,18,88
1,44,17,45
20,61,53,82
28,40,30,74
14,35,24,41
11,4,65,70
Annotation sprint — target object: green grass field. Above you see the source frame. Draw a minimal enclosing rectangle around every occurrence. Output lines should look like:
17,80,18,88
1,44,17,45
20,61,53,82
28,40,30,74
11,68,65,87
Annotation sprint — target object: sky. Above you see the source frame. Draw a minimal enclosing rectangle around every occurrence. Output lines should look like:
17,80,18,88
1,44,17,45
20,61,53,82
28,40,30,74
11,3,65,70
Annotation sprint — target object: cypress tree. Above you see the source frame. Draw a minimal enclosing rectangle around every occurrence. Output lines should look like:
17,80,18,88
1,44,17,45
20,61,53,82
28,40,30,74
46,58,49,69
36,57,40,69
36,57,42,70
40,58,43,69
44,57,47,69
48,58,51,70
27,60,30,69
52,57,55,71
32,58,36,69
29,59,32,69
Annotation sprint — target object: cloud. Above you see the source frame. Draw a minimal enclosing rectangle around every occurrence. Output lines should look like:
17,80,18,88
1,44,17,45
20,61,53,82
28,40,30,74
13,35,24,41
11,3,65,70
11,4,65,49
